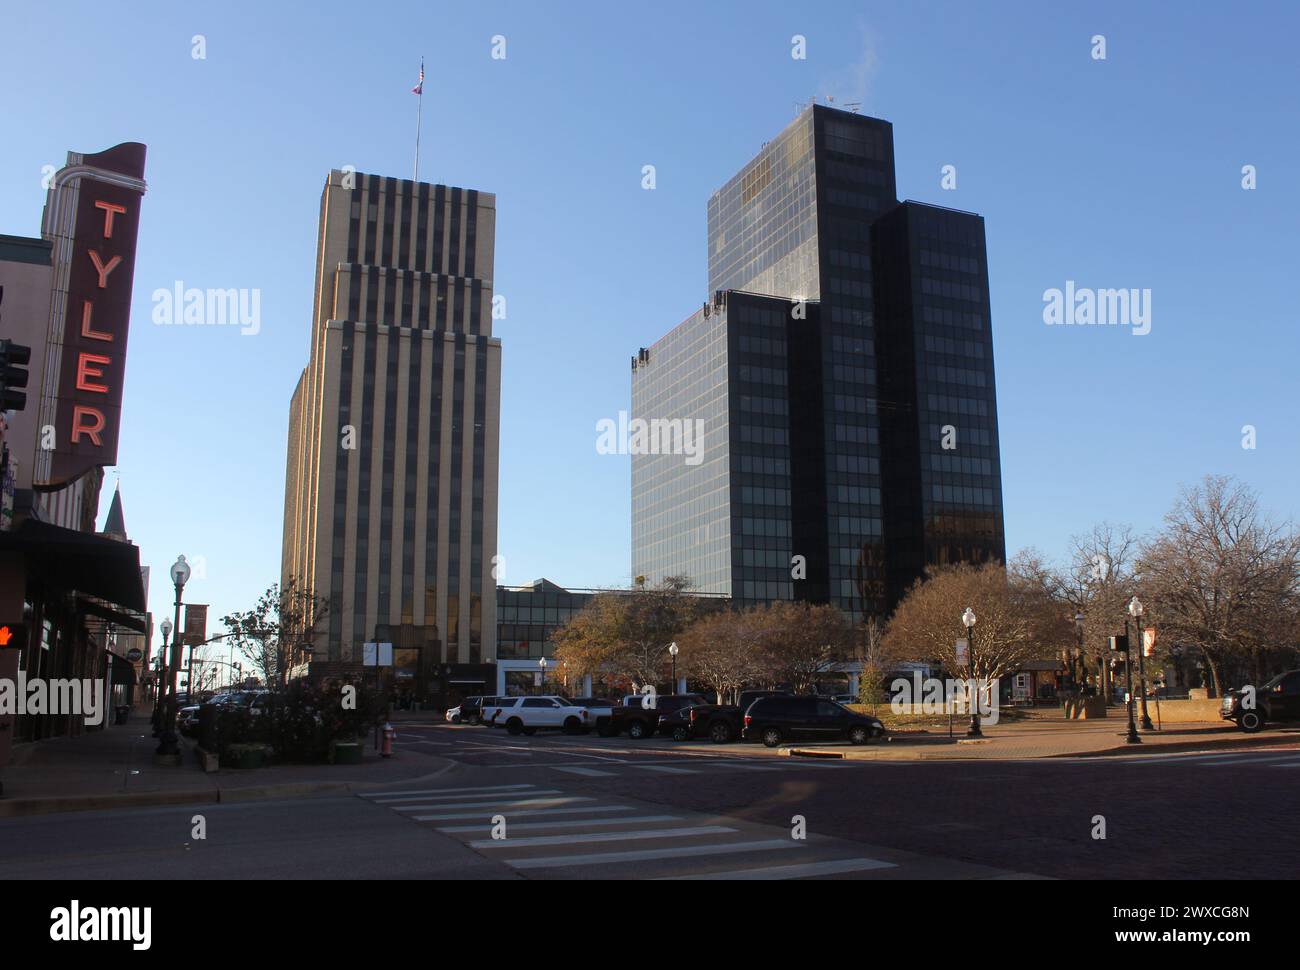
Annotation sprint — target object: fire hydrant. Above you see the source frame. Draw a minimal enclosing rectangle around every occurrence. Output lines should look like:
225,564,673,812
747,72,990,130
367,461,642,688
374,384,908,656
381,722,395,758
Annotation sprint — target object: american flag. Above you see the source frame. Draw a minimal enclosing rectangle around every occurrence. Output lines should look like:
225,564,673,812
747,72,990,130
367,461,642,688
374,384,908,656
412,62,424,95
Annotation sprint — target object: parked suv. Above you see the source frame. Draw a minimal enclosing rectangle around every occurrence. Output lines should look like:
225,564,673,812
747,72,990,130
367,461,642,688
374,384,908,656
1221,670,1300,732
481,696,522,727
605,693,708,739
498,696,596,736
455,696,492,724
742,695,885,747
671,690,793,744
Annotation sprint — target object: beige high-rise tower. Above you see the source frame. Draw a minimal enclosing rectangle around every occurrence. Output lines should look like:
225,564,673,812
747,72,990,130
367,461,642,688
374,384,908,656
282,171,501,701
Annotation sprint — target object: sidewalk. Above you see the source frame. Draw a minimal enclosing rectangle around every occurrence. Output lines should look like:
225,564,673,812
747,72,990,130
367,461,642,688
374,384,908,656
0,709,459,818
786,717,1300,761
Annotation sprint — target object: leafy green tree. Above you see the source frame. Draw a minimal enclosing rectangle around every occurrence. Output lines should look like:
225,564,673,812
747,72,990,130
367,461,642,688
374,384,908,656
221,579,328,689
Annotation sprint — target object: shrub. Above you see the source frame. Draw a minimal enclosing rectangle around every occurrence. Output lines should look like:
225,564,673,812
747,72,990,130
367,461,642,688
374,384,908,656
213,681,384,764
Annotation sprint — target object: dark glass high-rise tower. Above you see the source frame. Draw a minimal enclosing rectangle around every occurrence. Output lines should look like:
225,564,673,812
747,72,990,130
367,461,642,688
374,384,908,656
632,104,1004,622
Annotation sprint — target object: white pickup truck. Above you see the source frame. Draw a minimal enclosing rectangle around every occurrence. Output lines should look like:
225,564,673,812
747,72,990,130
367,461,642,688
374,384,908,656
482,695,602,736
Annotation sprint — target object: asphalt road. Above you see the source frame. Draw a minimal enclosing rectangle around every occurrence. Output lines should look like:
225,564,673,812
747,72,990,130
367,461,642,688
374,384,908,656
386,723,1300,879
1,722,1295,880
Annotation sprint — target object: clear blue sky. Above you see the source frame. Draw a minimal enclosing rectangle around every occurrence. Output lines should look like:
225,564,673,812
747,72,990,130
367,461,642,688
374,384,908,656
2,1,1296,635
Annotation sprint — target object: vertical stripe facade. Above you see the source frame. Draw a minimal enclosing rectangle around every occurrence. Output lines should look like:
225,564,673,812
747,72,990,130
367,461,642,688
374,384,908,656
282,170,500,679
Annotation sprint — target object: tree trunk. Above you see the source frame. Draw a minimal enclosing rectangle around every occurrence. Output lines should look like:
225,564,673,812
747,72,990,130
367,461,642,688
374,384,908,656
1203,651,1222,698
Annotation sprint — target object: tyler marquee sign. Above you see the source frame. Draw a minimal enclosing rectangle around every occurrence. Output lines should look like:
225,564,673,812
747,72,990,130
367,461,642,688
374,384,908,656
34,143,147,490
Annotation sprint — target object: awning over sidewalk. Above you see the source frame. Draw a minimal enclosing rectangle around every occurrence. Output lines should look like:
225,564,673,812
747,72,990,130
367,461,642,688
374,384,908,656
0,519,145,613
79,596,148,634
110,652,137,685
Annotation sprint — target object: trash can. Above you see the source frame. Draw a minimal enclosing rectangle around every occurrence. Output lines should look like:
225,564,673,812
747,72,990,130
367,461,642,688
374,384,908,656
114,705,131,725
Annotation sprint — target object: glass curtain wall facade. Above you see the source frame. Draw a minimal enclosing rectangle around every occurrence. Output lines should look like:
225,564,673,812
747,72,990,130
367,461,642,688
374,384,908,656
630,299,732,594
872,202,1005,606
632,103,1005,623
497,578,597,661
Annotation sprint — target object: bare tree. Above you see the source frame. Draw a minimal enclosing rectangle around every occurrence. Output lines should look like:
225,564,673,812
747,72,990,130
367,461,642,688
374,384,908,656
883,562,1052,686
552,576,709,692
676,609,764,703
221,579,328,690
1140,476,1300,695
754,601,852,693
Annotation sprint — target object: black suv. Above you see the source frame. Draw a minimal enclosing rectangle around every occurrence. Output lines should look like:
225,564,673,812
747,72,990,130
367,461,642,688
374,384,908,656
605,694,708,739
1221,669,1300,732
664,690,793,744
742,695,885,748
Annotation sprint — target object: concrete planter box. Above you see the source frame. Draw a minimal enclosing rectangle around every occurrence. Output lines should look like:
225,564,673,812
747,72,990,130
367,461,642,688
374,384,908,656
330,740,364,765
195,746,220,773
1062,696,1108,719
223,744,272,769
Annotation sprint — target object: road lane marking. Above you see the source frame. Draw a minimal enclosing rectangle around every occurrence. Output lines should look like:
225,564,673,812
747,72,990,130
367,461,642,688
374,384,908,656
376,789,561,804
437,815,681,834
553,766,617,777
632,765,698,775
358,784,535,798
365,785,539,802
470,825,734,849
392,796,588,813
658,857,898,880
506,839,800,870
1194,752,1300,766
410,805,635,822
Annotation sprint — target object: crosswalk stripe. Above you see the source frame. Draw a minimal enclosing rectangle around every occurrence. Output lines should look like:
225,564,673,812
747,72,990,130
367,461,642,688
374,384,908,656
375,788,560,804
410,804,635,822
506,838,800,870
469,825,733,850
393,796,590,813
632,765,698,775
553,767,617,777
436,815,682,834
359,784,536,798
658,857,898,880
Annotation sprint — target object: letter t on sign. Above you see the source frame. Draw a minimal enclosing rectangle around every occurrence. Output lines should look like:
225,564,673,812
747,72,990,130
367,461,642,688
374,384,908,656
94,200,127,238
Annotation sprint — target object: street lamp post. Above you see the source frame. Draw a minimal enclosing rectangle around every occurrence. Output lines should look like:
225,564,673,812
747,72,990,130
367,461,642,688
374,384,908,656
152,618,172,736
1121,616,1141,745
155,555,191,760
1074,612,1085,691
1129,597,1154,731
668,642,679,692
962,607,981,738
538,656,548,695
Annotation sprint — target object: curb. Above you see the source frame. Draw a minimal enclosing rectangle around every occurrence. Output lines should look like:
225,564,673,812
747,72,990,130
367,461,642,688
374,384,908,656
1055,733,1300,759
782,731,1298,763
0,788,220,819
0,760,460,819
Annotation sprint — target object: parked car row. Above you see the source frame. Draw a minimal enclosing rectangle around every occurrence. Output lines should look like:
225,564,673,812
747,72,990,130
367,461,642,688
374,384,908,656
176,689,271,736
452,690,886,747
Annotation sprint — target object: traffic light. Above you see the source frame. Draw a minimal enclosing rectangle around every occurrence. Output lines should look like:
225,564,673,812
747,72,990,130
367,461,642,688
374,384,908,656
1108,634,1130,653
0,623,28,651
0,339,32,412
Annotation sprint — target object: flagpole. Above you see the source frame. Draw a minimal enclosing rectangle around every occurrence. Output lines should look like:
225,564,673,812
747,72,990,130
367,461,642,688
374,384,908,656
413,58,423,182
